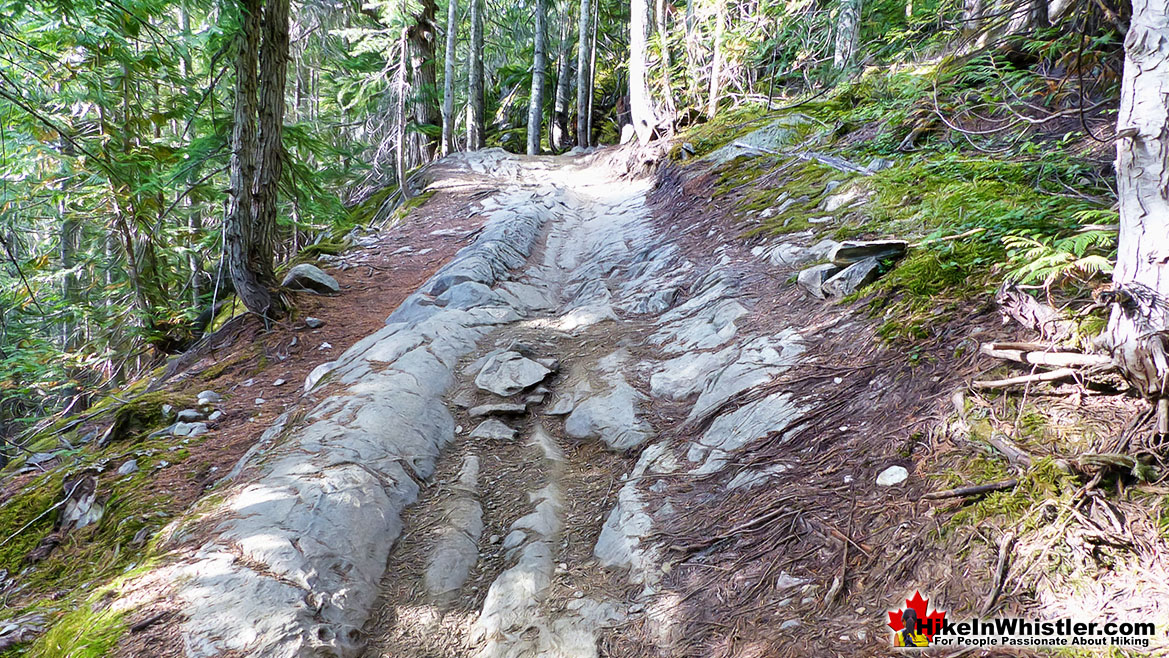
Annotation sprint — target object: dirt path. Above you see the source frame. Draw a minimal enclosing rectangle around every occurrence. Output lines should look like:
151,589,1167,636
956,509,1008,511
113,146,996,658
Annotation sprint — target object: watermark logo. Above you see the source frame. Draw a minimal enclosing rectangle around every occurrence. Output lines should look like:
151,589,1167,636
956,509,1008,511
888,591,946,647
886,591,1157,650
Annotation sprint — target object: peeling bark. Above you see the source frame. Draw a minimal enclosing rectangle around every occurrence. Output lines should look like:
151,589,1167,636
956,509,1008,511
1105,1,1169,399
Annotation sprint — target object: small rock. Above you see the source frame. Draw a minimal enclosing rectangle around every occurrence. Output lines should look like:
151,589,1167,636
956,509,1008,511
255,398,266,406
797,264,842,299
455,425,464,434
489,534,500,544
196,390,222,404
523,392,546,405
176,408,207,423
289,336,298,347
273,378,286,387
319,342,332,351
468,402,527,417
117,460,139,476
469,419,516,441
281,263,340,294
131,527,152,546
780,620,801,630
305,317,325,329
241,379,255,387
877,465,909,486
452,388,477,409
474,351,552,396
161,404,175,419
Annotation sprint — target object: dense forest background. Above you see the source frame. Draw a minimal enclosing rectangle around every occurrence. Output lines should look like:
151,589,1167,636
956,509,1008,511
0,0,1127,437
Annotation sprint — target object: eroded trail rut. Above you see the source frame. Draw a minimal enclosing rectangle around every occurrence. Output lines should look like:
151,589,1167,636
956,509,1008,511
153,148,917,658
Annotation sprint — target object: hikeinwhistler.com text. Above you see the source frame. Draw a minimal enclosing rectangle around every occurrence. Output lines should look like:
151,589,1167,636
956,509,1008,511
920,617,1157,648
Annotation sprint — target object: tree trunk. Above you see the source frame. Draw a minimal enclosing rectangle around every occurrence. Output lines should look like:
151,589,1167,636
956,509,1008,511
225,0,273,317
253,0,289,316
467,0,485,150
575,0,592,147
526,0,549,154
629,0,657,144
707,0,725,118
1104,0,1169,402
834,0,861,70
441,0,458,155
552,10,574,151
409,0,440,163
654,0,676,125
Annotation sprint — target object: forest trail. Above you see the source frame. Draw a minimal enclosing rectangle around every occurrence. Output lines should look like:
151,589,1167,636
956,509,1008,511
116,145,980,658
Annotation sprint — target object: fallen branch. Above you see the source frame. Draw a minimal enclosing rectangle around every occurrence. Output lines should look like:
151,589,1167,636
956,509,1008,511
922,479,1019,500
980,532,1016,615
972,368,1078,389
980,342,1113,369
985,432,1033,467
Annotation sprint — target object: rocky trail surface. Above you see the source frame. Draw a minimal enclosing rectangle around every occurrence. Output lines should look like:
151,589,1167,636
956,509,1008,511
115,146,985,658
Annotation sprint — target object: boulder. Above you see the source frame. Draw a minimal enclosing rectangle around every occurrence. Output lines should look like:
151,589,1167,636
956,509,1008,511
797,264,842,299
281,263,340,294
822,257,882,297
828,240,907,266
474,351,552,396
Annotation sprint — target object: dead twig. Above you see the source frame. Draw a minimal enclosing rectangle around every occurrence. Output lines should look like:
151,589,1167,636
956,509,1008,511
922,479,1019,500
980,532,1016,615
972,368,1078,389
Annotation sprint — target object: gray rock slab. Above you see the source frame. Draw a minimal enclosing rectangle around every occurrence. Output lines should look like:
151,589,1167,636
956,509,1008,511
469,402,528,417
828,240,907,266
687,332,805,424
650,349,737,401
822,256,882,297
565,379,652,451
470,419,517,441
474,351,552,396
281,263,340,294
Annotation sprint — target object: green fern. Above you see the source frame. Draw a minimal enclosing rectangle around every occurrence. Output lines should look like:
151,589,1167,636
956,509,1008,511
1003,219,1117,288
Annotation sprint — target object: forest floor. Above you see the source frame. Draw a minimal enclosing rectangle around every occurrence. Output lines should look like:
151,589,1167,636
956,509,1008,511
4,118,1169,658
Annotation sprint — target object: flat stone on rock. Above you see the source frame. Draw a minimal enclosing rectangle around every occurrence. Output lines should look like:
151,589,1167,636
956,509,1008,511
469,402,528,417
470,419,517,441
829,240,907,266
474,351,552,396
172,422,209,437
797,264,842,299
281,263,340,294
822,257,882,297
176,408,207,423
196,390,222,404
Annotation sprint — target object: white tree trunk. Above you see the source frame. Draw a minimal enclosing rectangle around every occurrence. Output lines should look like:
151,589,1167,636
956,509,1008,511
833,0,861,70
527,0,549,154
575,0,592,146
706,0,725,118
467,0,485,150
629,0,656,144
441,0,458,155
1105,0,1169,399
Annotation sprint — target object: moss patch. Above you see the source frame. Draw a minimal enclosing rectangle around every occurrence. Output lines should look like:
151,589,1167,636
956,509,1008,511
26,600,126,658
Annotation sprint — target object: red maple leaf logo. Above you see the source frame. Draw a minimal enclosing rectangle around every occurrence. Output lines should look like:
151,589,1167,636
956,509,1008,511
887,591,947,641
